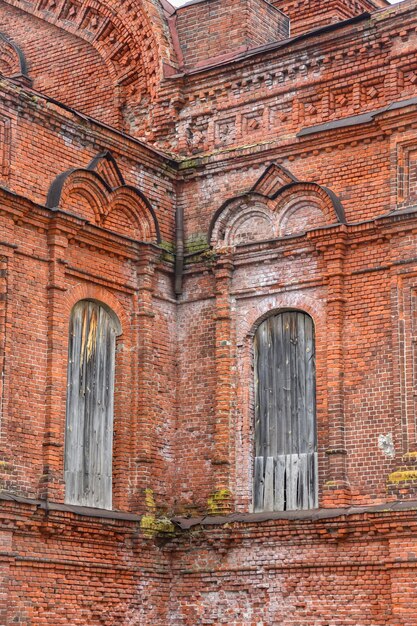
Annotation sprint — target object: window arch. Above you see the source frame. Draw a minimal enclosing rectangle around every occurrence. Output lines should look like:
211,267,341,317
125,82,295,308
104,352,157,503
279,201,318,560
64,300,121,509
253,310,318,512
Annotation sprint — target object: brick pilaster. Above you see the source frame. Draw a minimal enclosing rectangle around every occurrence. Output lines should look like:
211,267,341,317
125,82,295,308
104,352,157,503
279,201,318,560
212,253,234,499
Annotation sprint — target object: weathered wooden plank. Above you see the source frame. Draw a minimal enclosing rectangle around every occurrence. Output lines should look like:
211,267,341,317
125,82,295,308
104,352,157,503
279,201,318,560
274,454,285,511
264,320,272,460
286,454,299,510
255,322,268,459
65,300,117,510
297,313,307,453
254,311,317,512
283,313,292,459
275,314,285,457
305,315,316,453
289,313,299,455
254,331,261,459
297,453,308,510
268,318,278,459
307,452,318,509
254,456,264,512
263,456,275,512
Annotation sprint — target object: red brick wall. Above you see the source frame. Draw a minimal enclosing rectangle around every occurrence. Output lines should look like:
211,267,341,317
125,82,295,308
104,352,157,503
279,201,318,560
0,0,417,623
1,500,172,625
168,507,417,625
0,3,120,126
175,0,289,69
271,0,389,35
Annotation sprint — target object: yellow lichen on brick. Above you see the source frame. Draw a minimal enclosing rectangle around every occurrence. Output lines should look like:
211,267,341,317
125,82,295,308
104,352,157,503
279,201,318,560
207,488,232,515
403,451,417,462
144,488,157,512
140,489,175,538
140,514,175,538
387,470,417,484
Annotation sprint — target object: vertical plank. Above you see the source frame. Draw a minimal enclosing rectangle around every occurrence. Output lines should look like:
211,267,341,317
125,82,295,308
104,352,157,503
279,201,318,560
268,318,277,459
104,320,116,509
274,454,285,511
264,320,272,461
298,453,308,510
263,456,275,512
305,315,316,454
275,314,285,457
297,313,307,453
254,456,264,512
286,454,300,511
307,452,318,509
283,313,292,460
289,313,298,455
254,331,261,459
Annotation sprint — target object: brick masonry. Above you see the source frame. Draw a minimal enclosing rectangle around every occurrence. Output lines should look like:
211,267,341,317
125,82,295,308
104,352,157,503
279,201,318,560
1,0,417,623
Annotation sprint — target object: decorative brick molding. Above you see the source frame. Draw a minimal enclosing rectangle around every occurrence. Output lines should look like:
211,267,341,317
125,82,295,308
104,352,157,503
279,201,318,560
0,32,31,86
46,154,160,243
210,165,345,248
0,115,11,182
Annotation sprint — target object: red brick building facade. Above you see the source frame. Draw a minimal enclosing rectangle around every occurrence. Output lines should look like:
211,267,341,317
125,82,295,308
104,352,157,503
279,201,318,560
1,0,417,622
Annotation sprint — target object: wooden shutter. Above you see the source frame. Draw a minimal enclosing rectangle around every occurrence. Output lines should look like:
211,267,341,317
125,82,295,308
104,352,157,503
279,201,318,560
65,300,118,509
254,311,317,512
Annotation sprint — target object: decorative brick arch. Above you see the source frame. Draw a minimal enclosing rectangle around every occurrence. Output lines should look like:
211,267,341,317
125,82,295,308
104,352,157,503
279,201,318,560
234,291,328,511
238,292,326,343
209,194,275,247
52,169,109,224
46,155,160,242
104,186,159,242
62,283,129,338
273,182,346,236
209,166,346,247
1,0,177,99
0,31,31,86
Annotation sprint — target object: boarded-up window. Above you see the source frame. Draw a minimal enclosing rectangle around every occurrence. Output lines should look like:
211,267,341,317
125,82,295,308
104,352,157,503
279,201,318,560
65,300,120,509
253,311,317,512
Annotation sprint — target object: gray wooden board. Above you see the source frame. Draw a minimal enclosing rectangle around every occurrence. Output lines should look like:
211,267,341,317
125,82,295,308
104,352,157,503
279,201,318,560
254,311,317,512
65,301,117,510
254,456,264,513
263,456,275,512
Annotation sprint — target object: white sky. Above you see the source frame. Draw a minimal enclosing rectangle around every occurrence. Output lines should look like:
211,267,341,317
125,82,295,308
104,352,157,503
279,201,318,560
170,0,402,9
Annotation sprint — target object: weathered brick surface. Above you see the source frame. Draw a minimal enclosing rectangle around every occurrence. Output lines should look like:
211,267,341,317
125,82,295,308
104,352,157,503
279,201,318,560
271,0,389,35
175,0,289,70
1,0,417,623
0,2,120,126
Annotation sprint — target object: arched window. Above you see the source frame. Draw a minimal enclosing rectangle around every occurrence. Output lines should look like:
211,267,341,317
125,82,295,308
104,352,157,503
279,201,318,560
253,311,317,512
64,300,121,509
